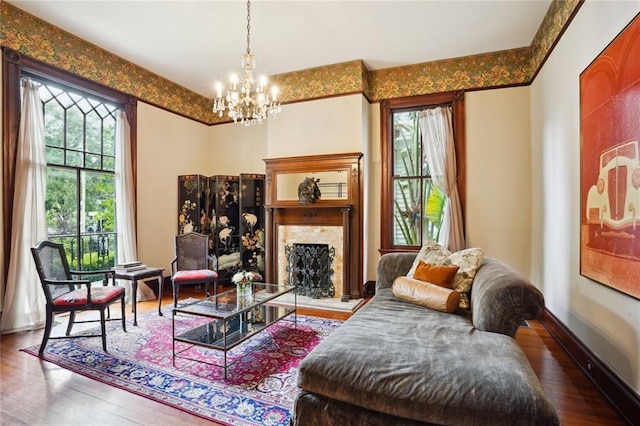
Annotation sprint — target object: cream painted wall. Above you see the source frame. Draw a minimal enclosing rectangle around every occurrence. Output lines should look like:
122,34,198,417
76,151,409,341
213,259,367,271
466,87,532,277
136,94,370,285
266,94,365,158
367,90,533,283
265,94,372,284
361,96,372,280
0,84,535,303
367,102,381,281
530,1,640,393
136,102,211,271
208,121,267,175
258,89,533,286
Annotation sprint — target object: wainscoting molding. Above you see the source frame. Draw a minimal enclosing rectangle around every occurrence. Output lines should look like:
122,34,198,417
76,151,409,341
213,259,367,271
540,309,640,425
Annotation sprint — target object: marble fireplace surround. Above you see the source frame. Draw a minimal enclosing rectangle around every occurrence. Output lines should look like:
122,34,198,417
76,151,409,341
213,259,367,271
266,204,353,301
278,225,343,299
268,206,352,301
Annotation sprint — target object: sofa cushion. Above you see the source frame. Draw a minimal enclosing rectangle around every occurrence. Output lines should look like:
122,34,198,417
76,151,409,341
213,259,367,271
297,289,558,426
392,276,460,313
53,286,125,306
413,261,459,287
172,269,217,282
407,241,484,309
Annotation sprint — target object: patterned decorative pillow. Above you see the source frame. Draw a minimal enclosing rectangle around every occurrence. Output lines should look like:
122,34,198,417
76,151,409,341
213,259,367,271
407,241,484,309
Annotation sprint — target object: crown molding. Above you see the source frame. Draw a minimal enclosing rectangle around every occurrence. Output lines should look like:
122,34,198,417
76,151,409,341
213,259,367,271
0,0,582,124
0,1,212,123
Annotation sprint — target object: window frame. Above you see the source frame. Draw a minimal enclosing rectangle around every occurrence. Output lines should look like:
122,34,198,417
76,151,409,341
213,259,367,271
37,78,119,172
380,91,466,254
2,48,137,278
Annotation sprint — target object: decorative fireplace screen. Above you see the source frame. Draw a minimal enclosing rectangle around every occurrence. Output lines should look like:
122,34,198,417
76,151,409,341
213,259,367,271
285,243,335,298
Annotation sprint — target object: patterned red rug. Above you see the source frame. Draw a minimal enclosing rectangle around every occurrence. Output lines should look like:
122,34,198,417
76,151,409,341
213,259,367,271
22,308,342,425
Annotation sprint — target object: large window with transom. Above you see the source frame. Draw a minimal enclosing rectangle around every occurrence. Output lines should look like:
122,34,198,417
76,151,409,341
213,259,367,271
38,80,120,271
2,51,137,280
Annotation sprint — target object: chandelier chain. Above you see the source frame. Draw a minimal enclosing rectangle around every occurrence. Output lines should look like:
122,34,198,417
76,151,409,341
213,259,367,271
246,0,251,55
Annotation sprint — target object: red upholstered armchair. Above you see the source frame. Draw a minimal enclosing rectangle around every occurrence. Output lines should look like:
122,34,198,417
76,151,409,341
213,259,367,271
169,232,218,308
31,240,127,356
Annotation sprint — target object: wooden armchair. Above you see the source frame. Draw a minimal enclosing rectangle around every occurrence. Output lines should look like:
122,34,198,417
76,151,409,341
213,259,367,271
168,232,218,309
31,240,126,355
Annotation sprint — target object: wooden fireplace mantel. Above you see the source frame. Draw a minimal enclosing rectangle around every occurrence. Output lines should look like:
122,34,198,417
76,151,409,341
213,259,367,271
264,153,363,301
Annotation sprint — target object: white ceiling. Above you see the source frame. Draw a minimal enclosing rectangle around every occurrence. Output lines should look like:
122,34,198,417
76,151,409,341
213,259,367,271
8,0,552,98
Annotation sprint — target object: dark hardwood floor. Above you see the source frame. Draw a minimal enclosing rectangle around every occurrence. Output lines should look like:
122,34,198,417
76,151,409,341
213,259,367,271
0,286,628,425
515,320,628,425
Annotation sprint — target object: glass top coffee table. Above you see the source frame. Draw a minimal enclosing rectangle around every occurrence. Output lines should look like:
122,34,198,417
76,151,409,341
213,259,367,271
172,282,296,378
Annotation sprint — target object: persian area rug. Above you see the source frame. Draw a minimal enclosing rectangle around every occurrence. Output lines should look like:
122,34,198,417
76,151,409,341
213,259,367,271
22,308,342,426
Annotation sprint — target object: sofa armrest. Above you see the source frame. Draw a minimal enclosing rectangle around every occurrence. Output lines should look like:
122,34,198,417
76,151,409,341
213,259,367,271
471,257,545,338
376,253,417,292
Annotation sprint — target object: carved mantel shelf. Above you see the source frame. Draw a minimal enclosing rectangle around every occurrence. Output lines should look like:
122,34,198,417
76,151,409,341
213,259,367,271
264,203,352,210
264,153,363,301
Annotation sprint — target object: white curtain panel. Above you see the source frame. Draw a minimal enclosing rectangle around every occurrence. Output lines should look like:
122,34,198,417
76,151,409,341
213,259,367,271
418,106,465,252
115,111,154,302
0,79,48,334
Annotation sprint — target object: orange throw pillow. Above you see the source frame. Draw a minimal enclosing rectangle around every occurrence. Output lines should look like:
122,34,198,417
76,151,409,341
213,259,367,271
413,261,459,288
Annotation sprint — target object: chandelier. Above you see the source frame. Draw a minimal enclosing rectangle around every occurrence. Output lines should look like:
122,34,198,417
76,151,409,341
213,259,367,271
212,0,281,125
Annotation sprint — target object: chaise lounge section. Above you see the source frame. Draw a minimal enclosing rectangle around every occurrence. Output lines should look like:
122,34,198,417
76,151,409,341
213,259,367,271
292,252,559,425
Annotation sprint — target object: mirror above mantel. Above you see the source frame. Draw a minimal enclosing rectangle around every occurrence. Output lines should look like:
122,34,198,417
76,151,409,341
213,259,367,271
264,152,362,207
276,170,348,201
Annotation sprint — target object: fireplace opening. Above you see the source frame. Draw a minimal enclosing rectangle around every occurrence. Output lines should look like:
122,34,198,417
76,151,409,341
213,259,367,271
285,243,335,298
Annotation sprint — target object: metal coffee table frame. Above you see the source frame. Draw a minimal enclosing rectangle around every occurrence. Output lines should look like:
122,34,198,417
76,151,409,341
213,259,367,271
172,282,296,378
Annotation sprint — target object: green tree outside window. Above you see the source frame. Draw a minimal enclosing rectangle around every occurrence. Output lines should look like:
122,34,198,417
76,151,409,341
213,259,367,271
39,81,118,272
392,111,446,246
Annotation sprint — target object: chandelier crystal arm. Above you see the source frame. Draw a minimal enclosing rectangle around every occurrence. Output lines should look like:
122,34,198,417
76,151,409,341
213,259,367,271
212,0,281,125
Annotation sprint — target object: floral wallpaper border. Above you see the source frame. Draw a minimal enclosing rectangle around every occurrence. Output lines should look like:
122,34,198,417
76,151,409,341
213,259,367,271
368,47,531,101
530,0,583,76
1,0,581,124
0,1,213,123
272,60,367,103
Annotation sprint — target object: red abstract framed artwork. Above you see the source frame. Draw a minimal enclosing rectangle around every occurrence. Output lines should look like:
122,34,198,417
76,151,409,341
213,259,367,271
580,13,640,300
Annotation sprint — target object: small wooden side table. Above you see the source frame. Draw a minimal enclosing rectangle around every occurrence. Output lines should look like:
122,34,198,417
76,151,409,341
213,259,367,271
114,266,164,326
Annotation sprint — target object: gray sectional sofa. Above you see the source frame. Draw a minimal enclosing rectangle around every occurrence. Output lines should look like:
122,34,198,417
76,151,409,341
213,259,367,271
292,252,559,426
